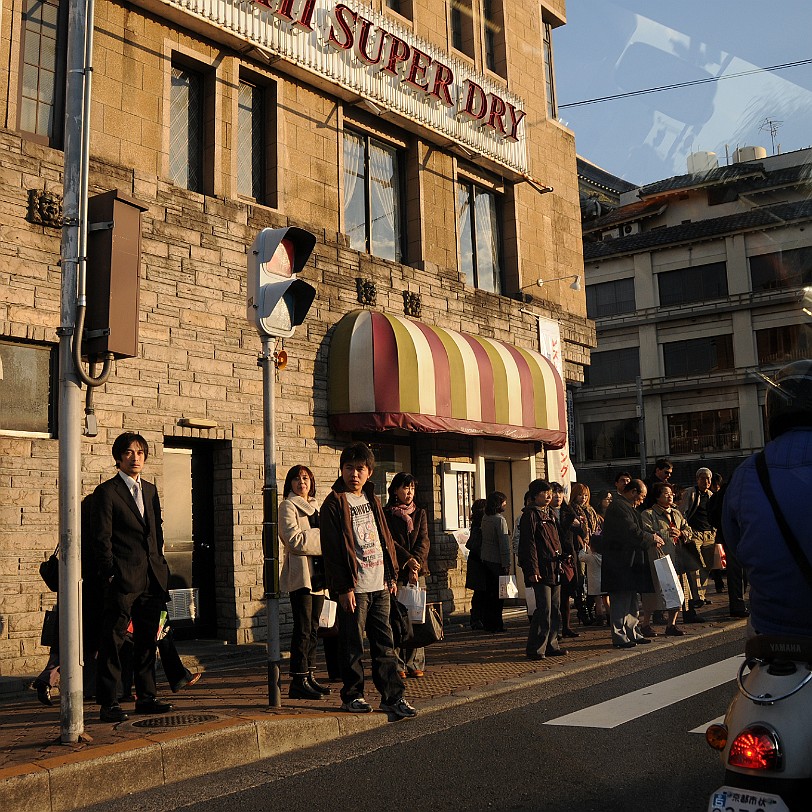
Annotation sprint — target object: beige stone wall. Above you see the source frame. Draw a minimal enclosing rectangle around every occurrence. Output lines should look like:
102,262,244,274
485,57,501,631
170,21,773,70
0,0,593,676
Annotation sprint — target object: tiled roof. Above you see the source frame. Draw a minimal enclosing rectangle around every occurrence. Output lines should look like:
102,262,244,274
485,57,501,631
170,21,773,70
583,199,812,261
583,196,669,233
577,157,638,194
638,163,767,196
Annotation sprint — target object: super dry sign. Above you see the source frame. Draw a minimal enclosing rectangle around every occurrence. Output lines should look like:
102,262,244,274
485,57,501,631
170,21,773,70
252,0,527,145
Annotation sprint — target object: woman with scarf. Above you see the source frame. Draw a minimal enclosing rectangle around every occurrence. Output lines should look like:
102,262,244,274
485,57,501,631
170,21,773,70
385,472,431,678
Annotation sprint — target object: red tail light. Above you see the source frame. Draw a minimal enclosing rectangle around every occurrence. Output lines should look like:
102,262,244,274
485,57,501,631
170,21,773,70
728,725,782,771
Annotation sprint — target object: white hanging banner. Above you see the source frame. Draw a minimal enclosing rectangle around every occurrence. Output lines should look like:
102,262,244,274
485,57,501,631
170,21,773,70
536,317,575,496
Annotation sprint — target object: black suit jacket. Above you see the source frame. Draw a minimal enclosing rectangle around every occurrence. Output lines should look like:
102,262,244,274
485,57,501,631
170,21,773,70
91,473,170,599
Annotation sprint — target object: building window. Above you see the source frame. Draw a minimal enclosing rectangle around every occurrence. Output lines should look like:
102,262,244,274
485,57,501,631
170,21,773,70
584,347,640,387
385,0,412,17
451,0,475,58
750,246,812,291
19,0,66,145
662,334,734,378
542,22,557,119
668,408,740,455
582,418,639,462
170,64,204,192
0,340,55,435
456,181,502,293
483,0,506,76
343,130,403,262
237,81,265,202
585,278,635,318
756,324,812,366
657,262,728,307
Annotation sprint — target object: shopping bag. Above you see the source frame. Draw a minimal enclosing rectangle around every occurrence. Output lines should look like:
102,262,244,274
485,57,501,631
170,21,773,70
653,555,685,610
397,583,427,624
40,608,58,647
525,585,536,617
318,598,337,628
712,543,727,570
498,574,519,599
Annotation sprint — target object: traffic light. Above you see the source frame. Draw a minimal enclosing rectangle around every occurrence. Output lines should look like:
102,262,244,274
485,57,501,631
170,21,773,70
247,227,317,337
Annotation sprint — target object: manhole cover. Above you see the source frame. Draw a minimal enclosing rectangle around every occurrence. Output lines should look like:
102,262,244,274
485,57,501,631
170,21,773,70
131,712,220,729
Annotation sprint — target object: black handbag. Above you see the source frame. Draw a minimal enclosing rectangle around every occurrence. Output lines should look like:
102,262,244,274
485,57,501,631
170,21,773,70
408,603,444,647
310,556,326,592
39,546,59,592
40,608,58,647
389,595,413,648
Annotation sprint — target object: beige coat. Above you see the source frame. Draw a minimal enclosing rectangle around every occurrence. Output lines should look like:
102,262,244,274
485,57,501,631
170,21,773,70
279,495,324,595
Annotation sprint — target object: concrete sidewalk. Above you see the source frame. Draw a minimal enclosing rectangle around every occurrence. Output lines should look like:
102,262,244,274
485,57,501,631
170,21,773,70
0,604,746,812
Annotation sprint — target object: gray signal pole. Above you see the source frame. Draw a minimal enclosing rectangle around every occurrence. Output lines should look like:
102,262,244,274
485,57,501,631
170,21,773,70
260,335,282,707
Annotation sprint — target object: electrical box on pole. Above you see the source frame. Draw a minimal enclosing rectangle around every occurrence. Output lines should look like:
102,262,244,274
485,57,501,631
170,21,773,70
247,227,317,338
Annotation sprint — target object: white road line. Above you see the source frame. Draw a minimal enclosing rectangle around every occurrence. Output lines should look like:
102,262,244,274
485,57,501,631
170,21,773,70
545,655,744,729
690,716,725,733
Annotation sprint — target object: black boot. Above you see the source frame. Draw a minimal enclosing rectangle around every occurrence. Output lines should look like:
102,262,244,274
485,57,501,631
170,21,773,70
288,674,323,700
307,672,331,695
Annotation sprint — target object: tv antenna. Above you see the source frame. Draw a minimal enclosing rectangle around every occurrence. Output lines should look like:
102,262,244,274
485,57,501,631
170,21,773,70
760,118,783,154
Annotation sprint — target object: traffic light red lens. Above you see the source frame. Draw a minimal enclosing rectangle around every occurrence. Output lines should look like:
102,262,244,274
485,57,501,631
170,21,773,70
728,725,782,770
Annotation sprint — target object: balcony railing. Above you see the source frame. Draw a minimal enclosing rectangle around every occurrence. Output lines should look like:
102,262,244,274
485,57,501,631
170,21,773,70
668,431,740,455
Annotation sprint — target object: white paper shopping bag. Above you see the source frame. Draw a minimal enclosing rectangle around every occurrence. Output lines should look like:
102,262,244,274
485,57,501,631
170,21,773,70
397,583,427,624
498,574,519,599
318,598,337,628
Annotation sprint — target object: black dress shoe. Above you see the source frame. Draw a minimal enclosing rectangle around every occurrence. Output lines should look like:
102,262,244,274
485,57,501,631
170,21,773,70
545,647,568,656
633,636,652,644
561,628,580,638
135,697,173,714
34,682,53,707
683,611,704,623
730,608,750,618
613,640,636,649
171,671,202,693
526,651,546,661
688,599,705,610
306,673,331,695
100,703,129,723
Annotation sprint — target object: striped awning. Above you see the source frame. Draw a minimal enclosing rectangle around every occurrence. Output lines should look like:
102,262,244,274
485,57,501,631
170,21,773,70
328,310,567,447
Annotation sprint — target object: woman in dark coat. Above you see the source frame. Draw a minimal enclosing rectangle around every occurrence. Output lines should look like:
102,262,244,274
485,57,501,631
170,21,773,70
465,499,488,630
384,472,430,678
600,479,664,648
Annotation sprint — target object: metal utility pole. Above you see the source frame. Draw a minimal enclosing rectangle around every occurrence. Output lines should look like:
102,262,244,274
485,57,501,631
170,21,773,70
57,0,95,742
260,336,282,707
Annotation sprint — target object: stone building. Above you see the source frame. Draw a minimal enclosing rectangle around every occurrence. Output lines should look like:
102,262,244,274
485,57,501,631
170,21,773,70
574,147,812,493
0,0,593,678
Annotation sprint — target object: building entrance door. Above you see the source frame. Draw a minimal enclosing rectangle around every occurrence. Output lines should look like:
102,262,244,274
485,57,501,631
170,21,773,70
163,444,216,637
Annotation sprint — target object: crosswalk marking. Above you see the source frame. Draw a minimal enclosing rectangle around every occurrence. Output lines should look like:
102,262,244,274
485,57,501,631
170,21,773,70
690,715,725,734
544,655,743,729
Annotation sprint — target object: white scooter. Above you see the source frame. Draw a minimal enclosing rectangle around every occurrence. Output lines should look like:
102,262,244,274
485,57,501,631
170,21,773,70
705,634,812,812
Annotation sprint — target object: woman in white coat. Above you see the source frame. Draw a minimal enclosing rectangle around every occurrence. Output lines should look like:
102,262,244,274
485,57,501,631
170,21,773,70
280,465,330,701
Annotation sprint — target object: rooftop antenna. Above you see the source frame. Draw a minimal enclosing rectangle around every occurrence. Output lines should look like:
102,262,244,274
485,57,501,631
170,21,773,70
760,118,783,155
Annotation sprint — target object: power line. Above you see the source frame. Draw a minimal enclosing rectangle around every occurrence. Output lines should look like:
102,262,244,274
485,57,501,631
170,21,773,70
559,57,812,109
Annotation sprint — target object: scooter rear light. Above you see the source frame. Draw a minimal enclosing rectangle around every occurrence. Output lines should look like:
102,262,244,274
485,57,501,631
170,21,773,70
728,725,782,771
705,723,727,751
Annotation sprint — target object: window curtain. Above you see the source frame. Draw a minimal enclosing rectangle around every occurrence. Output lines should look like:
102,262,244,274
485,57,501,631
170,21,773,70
369,141,400,261
456,183,473,282
474,188,501,293
343,132,366,252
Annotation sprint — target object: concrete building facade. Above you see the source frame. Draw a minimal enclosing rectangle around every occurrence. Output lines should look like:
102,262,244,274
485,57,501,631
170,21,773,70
0,0,594,678
574,147,811,493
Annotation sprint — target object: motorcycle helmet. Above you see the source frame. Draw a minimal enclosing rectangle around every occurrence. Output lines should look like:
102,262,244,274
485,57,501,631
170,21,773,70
766,359,812,439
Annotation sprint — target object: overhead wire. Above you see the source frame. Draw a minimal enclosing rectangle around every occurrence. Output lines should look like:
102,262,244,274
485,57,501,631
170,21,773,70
559,57,812,109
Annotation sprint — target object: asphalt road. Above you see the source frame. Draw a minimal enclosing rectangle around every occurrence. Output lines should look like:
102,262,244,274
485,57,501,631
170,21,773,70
87,630,744,812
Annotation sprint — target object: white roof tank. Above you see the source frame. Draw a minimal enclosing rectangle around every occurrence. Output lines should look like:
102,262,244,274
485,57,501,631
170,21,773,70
733,145,768,163
687,151,719,174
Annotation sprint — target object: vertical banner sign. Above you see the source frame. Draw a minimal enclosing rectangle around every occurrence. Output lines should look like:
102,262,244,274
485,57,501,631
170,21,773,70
536,317,575,495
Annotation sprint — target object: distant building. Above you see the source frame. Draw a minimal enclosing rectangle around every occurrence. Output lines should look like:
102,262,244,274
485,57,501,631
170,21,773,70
573,147,812,492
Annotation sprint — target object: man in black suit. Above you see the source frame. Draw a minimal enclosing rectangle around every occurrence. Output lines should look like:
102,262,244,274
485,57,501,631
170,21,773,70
93,432,172,722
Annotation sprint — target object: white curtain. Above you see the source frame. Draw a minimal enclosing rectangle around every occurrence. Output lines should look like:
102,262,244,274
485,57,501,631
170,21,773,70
474,188,501,293
343,132,365,251
369,141,399,261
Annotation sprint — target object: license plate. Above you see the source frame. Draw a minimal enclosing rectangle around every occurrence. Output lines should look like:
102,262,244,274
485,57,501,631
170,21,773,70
708,786,790,812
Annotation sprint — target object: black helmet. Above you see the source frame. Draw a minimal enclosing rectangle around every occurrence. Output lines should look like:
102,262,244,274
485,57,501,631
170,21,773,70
766,359,812,439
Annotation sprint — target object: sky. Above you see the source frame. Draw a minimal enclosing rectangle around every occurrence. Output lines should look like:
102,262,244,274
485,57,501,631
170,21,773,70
552,0,812,186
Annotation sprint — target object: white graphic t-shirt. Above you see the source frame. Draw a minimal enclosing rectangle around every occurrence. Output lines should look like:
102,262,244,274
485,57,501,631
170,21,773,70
346,492,386,594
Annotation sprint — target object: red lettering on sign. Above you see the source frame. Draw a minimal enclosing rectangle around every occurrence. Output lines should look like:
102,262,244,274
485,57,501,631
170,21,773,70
404,47,432,91
485,94,507,136
428,62,455,107
506,103,526,141
273,0,316,30
382,35,411,77
461,80,487,121
327,3,356,51
355,17,387,65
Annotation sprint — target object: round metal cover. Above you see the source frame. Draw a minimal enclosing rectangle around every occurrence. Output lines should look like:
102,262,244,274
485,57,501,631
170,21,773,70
131,712,219,728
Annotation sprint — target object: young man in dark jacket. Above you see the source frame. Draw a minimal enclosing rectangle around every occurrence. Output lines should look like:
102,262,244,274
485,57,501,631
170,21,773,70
320,443,418,719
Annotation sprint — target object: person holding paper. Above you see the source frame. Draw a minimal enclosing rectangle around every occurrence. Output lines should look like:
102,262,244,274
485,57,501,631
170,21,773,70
280,464,330,701
384,472,430,678
480,491,512,633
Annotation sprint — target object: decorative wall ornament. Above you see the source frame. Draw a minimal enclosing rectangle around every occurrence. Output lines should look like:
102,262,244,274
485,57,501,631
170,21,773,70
28,189,64,228
355,277,377,306
403,290,422,318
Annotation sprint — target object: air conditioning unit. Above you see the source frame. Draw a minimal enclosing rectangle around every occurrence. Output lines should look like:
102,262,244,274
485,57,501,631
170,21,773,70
622,222,640,235
602,228,620,240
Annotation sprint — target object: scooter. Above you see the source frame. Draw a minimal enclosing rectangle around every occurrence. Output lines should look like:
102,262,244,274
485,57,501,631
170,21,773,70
705,634,812,812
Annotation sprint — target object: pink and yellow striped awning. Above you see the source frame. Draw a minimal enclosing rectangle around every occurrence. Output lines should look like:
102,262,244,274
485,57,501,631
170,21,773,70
328,310,567,447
